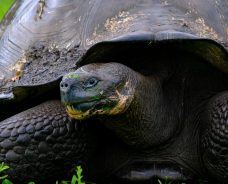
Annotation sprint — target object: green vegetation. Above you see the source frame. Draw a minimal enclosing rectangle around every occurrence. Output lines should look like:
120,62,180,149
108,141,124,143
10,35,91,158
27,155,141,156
0,0,15,22
0,163,85,184
57,166,85,184
0,162,210,184
0,162,12,184
158,177,174,184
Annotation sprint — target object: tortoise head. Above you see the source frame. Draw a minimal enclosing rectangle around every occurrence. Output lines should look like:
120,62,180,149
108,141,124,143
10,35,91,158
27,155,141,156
60,62,136,120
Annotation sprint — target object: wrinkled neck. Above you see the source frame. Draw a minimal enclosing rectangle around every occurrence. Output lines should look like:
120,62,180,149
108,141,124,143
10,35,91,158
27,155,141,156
104,73,181,148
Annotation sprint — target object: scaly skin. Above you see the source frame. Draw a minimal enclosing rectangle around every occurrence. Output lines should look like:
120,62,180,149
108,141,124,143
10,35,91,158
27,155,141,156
60,61,228,182
201,92,228,181
0,100,96,183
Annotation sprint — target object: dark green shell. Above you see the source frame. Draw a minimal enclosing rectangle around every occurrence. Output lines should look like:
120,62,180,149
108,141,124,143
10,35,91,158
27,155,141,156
75,0,227,73
0,0,227,80
0,0,227,119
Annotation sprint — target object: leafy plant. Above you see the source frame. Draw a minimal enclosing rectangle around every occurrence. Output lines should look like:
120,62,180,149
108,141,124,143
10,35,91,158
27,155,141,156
0,162,12,184
0,0,15,22
0,162,88,184
74,166,85,184
0,162,9,180
158,177,173,184
57,166,85,184
2,179,13,184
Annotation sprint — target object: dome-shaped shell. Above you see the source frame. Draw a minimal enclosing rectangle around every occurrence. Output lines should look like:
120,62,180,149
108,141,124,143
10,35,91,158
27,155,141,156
0,0,84,80
0,0,227,100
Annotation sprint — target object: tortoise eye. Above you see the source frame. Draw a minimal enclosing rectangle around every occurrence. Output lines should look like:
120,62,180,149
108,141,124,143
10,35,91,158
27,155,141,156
84,77,99,88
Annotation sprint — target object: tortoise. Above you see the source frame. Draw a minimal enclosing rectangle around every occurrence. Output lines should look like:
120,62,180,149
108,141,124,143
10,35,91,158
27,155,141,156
0,0,227,183
59,0,228,183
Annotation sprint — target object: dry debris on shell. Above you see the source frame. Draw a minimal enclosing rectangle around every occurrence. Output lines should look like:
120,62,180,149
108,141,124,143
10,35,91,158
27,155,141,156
15,42,85,86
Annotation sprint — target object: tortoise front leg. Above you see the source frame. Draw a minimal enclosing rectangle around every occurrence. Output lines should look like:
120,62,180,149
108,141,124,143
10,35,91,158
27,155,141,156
0,100,96,183
201,92,228,182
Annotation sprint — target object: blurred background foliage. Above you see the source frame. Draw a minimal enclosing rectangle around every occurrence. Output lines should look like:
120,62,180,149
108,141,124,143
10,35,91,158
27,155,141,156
0,0,15,22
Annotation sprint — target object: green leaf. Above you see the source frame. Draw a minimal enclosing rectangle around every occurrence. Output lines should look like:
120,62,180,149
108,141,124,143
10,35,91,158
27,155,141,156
2,179,13,184
0,175,8,180
75,166,85,184
0,163,9,173
28,182,36,184
71,175,77,184
0,0,15,22
59,181,69,184
0,163,10,181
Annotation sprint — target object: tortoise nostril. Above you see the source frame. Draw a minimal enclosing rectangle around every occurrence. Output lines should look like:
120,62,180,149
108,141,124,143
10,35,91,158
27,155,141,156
60,81,70,91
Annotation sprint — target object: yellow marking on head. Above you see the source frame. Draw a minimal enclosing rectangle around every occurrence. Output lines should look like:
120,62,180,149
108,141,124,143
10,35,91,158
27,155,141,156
65,81,135,120
66,106,89,120
108,90,133,115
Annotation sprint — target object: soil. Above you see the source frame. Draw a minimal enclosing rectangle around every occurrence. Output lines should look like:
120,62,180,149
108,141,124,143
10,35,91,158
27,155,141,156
17,42,85,86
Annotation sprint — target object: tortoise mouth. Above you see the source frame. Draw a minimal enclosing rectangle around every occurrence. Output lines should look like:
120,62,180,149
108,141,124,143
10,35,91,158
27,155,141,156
65,98,117,120
68,100,99,112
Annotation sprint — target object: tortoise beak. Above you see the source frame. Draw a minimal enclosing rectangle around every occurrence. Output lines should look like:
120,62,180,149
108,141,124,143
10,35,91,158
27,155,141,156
60,78,76,105
60,77,102,106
